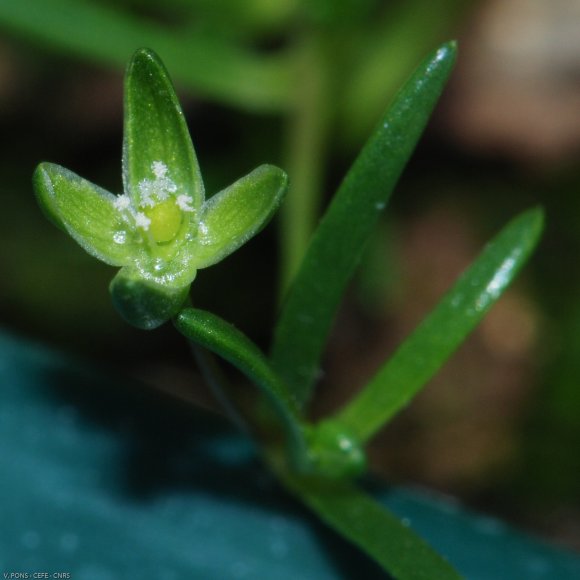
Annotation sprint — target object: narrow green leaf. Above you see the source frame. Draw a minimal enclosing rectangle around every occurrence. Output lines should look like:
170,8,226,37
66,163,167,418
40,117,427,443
271,42,457,406
339,0,472,145
0,0,293,111
123,48,204,211
336,208,544,443
174,308,309,468
284,477,462,580
195,165,288,268
33,162,137,266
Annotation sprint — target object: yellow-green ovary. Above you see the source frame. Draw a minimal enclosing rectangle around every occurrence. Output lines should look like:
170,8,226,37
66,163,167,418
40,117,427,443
145,200,183,243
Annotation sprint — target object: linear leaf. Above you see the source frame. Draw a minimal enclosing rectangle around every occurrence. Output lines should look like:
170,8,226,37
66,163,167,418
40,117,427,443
339,0,472,145
336,208,544,443
174,308,309,466
271,42,457,406
284,476,462,580
0,0,292,111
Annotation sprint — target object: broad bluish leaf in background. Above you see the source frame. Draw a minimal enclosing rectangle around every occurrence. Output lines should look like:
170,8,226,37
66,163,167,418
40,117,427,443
2,331,579,578
336,208,544,443
271,42,457,406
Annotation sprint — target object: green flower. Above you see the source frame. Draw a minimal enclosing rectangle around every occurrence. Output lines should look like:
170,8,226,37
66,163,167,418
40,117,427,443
33,48,287,329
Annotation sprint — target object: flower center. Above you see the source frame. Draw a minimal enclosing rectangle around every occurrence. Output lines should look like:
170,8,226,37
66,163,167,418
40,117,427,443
113,160,196,247
145,199,183,243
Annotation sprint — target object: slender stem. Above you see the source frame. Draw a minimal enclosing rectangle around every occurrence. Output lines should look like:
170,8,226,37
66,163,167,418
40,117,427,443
174,307,313,473
280,32,330,294
190,343,250,435
178,297,249,430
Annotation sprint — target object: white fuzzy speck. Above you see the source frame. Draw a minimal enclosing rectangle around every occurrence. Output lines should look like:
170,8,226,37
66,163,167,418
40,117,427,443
152,160,168,178
135,212,151,230
138,161,177,205
162,178,177,194
176,194,194,212
138,180,156,207
113,194,131,211
113,231,127,244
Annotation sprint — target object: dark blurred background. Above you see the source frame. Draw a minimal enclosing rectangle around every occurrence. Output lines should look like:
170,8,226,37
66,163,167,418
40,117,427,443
0,0,579,551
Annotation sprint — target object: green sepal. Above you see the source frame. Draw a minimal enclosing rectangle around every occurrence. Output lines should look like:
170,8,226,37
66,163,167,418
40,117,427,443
123,48,204,211
33,162,138,266
110,268,190,330
195,165,288,268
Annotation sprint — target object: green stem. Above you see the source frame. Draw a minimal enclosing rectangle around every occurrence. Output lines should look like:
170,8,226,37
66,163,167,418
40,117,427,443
280,32,331,294
190,344,250,435
174,307,311,472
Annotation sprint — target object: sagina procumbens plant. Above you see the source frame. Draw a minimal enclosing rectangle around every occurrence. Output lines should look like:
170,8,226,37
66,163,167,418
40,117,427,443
33,44,543,579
